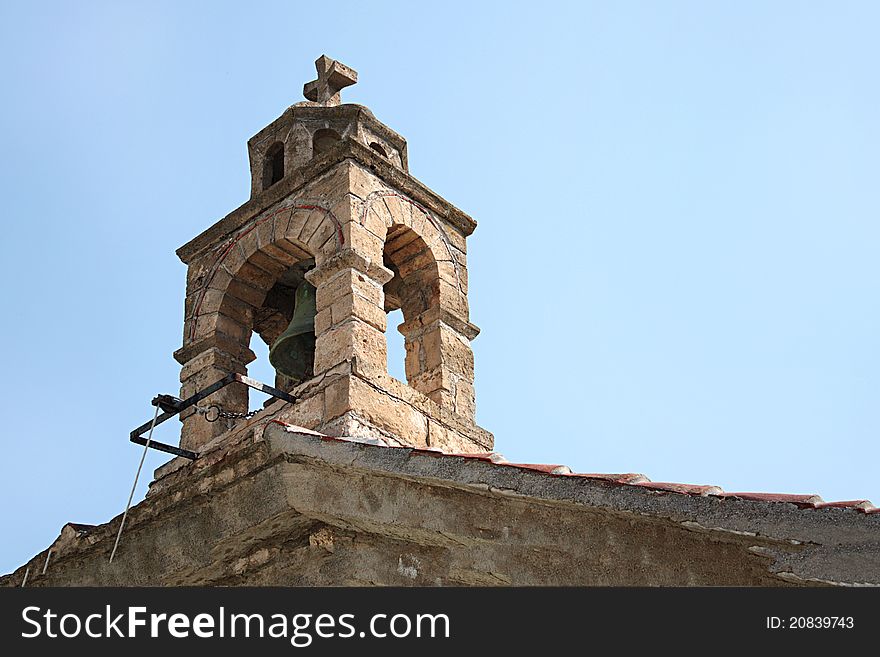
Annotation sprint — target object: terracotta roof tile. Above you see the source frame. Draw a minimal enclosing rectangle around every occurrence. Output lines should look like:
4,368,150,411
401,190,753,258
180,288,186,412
502,463,573,475
272,423,876,515
721,493,824,507
444,452,508,463
816,500,876,512
567,473,650,484
635,482,724,496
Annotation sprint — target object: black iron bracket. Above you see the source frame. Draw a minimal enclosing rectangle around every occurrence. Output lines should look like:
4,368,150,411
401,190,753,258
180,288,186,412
129,373,297,460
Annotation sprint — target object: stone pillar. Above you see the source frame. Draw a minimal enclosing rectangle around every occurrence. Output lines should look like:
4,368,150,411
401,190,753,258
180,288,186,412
400,307,479,421
305,249,393,381
173,340,256,452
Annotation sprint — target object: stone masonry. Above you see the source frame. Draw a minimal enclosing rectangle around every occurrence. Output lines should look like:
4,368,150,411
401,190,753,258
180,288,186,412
175,56,491,454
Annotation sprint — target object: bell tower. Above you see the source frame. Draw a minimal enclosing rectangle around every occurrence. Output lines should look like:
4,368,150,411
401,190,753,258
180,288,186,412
174,56,492,454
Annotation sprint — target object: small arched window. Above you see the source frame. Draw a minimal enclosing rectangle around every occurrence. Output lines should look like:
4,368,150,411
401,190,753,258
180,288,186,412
312,129,341,157
263,142,285,190
369,142,388,158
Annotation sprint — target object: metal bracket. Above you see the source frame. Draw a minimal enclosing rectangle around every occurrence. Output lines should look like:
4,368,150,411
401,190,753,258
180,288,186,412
129,373,297,460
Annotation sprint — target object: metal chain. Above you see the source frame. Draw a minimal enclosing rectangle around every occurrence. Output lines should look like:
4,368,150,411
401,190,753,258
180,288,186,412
195,404,260,422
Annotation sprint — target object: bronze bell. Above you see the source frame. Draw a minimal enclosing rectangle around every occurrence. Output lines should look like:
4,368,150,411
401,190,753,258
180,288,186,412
268,281,316,382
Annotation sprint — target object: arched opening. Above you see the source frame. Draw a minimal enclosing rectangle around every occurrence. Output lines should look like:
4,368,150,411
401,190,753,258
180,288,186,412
263,141,285,189
252,259,317,393
383,224,440,386
369,142,388,158
313,128,341,157
211,250,316,415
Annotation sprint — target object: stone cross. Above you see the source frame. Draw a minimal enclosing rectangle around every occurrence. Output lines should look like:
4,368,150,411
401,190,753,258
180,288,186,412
303,55,358,107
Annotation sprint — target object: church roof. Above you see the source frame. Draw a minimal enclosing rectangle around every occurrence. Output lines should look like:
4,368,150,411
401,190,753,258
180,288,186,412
269,419,878,514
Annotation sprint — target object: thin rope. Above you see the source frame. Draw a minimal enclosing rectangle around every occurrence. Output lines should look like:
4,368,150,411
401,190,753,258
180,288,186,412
42,549,52,575
21,567,29,587
109,403,160,564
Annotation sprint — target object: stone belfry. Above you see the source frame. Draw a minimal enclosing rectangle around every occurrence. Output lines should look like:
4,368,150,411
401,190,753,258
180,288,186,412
174,56,492,454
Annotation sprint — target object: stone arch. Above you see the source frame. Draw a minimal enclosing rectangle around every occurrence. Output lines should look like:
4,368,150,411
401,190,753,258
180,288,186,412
383,225,438,322
179,202,346,436
363,192,468,318
186,203,344,345
262,141,285,190
313,128,341,157
355,192,474,418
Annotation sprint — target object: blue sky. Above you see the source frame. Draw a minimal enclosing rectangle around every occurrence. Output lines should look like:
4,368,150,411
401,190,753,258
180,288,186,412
1,1,878,574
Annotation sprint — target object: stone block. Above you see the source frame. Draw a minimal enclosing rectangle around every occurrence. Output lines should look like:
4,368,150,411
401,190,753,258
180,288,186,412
259,239,300,269
323,376,351,421
361,206,388,241
314,319,387,377
248,249,289,278
315,268,384,311
233,259,276,291
454,378,476,421
297,209,327,245
178,347,247,383
276,389,325,430
444,224,468,254
314,308,332,336
347,376,428,447
438,279,469,318
215,313,250,343
348,161,387,201
381,194,413,228
307,213,338,253
331,292,387,332
225,278,265,308
202,266,233,295
235,228,260,265
280,208,309,243
420,324,474,380
254,216,278,252
343,221,384,261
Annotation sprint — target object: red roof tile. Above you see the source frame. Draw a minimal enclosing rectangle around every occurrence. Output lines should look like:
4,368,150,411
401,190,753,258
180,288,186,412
816,500,876,512
271,422,876,515
722,493,823,507
635,482,724,496
567,473,649,484
502,463,572,475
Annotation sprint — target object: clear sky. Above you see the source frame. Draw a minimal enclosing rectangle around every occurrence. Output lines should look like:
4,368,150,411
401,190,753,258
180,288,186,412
1,1,878,574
